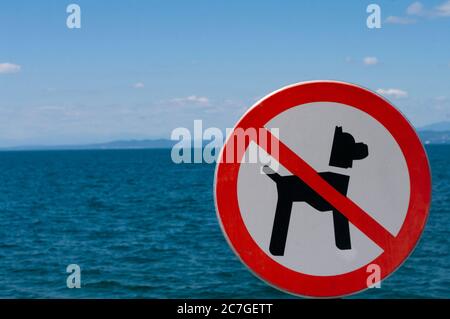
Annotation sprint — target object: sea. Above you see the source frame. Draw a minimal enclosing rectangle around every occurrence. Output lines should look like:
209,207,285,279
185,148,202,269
0,145,448,298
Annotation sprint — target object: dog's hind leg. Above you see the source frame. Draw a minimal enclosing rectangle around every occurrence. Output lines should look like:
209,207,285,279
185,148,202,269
269,197,293,256
332,210,351,250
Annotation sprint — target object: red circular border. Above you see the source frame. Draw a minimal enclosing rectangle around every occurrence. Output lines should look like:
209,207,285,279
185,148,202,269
214,81,431,298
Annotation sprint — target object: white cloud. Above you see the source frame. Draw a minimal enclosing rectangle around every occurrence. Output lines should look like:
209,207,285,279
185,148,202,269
376,88,409,99
406,1,450,17
385,16,417,24
436,0,450,16
363,56,378,65
383,2,429,26
38,105,66,111
407,2,425,15
0,62,21,74
435,96,448,102
133,82,145,89
170,95,210,106
385,1,450,25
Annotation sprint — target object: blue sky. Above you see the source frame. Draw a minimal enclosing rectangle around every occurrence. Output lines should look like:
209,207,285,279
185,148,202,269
0,0,449,146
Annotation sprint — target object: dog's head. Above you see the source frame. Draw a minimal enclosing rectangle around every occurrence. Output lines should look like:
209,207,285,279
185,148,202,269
329,126,368,169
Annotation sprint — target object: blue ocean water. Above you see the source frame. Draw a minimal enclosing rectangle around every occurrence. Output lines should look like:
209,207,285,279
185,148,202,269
0,146,448,298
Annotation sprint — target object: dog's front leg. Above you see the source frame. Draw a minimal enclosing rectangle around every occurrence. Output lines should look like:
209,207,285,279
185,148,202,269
269,197,293,256
332,210,351,250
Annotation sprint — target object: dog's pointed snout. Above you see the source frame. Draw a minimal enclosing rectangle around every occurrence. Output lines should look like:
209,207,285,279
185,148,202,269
354,142,369,160
361,143,368,157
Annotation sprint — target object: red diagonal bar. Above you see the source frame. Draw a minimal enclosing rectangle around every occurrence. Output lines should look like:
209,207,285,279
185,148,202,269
255,128,396,251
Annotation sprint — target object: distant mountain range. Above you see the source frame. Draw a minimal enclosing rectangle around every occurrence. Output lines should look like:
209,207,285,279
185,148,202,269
418,121,450,132
418,131,450,145
418,121,450,144
1,122,450,151
1,139,176,151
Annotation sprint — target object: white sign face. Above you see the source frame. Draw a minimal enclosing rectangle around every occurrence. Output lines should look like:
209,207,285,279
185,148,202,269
237,102,410,276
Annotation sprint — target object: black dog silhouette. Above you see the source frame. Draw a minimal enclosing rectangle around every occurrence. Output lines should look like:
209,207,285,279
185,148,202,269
263,126,368,256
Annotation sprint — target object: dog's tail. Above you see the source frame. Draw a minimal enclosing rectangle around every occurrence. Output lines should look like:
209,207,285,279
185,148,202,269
262,165,282,183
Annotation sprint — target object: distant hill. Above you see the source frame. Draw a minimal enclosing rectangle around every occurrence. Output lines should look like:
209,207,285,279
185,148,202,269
418,131,450,145
417,122,450,144
418,121,450,132
2,121,450,151
1,139,177,151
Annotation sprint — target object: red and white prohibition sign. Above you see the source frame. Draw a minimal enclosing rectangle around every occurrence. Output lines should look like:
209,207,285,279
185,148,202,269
214,81,431,297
